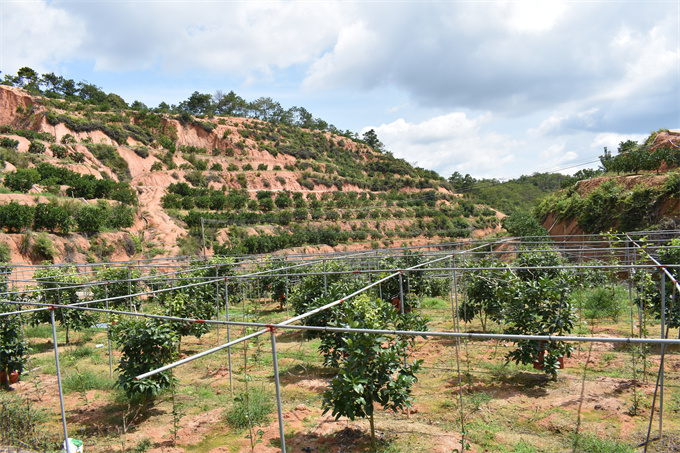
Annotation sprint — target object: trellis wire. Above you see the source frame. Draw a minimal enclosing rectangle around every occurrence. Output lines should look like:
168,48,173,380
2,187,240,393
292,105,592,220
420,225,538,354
1,233,679,452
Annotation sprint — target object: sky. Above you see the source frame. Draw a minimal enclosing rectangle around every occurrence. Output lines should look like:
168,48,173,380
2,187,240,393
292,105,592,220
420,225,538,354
1,1,679,181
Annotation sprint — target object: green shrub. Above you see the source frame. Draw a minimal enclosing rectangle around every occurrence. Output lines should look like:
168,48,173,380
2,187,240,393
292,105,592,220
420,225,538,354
109,317,178,408
150,161,163,171
662,172,680,197
106,203,136,229
227,163,239,172
133,146,150,158
31,233,56,262
75,205,103,233
4,168,40,192
0,202,34,233
61,134,76,144
0,137,19,150
185,170,207,188
33,203,73,233
50,144,68,159
27,141,46,154
0,242,10,263
85,143,131,181
580,286,626,322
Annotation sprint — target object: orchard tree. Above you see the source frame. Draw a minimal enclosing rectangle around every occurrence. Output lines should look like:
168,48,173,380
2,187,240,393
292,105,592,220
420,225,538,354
500,250,576,378
31,266,94,344
0,304,28,389
458,258,509,332
110,316,178,410
321,294,426,447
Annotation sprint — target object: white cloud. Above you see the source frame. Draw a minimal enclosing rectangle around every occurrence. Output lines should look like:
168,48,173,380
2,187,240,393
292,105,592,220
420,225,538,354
505,1,567,34
2,1,348,77
364,113,519,179
591,133,648,153
303,21,382,90
1,1,84,73
528,108,600,137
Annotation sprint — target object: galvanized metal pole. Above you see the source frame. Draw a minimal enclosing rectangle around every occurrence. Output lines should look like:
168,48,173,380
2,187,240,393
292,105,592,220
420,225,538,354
660,272,666,436
128,267,134,313
269,328,286,453
225,278,233,393
201,217,207,262
105,283,113,378
398,271,404,315
51,308,72,453
323,259,327,298
215,266,220,344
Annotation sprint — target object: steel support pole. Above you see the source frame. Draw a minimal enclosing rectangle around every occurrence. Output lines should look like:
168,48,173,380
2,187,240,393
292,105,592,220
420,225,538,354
225,278,233,393
105,284,113,378
201,217,207,262
323,260,327,298
269,328,286,453
215,267,220,344
128,267,134,313
398,271,404,315
51,308,72,453
660,272,666,436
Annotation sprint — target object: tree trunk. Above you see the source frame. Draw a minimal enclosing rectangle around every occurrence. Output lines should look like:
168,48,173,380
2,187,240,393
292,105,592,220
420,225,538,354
369,412,376,451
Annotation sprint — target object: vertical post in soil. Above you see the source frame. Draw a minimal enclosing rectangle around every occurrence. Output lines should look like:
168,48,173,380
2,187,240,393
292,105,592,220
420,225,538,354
51,307,72,453
377,254,382,301
450,255,458,327
269,327,286,453
398,271,404,315
225,278,233,394
201,217,207,263
127,267,133,313
660,272,666,436
285,257,290,316
215,266,220,344
323,259,327,298
105,283,113,378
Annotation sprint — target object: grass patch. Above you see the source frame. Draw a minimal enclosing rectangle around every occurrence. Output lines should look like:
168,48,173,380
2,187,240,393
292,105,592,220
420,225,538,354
62,369,116,394
572,433,635,453
225,386,274,432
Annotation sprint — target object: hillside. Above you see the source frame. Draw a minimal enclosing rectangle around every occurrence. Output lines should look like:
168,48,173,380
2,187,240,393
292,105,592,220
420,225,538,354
0,85,504,264
535,130,680,238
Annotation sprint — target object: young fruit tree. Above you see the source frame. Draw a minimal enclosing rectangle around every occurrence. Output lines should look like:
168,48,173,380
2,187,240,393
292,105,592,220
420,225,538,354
0,304,28,389
501,250,576,379
321,294,427,447
109,316,178,411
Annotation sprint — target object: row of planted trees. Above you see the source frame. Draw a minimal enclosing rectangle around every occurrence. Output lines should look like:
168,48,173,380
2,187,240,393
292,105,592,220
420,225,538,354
458,237,680,378
2,241,679,450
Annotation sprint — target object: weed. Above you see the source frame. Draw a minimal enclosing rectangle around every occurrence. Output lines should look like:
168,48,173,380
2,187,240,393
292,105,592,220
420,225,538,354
225,386,273,432
133,438,153,452
571,433,634,452
0,393,56,451
62,369,115,395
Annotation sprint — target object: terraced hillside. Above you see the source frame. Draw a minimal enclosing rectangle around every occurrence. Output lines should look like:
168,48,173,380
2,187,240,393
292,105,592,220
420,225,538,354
0,85,503,264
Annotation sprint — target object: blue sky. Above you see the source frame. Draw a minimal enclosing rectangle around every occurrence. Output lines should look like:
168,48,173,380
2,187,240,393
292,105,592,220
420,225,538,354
1,1,678,180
